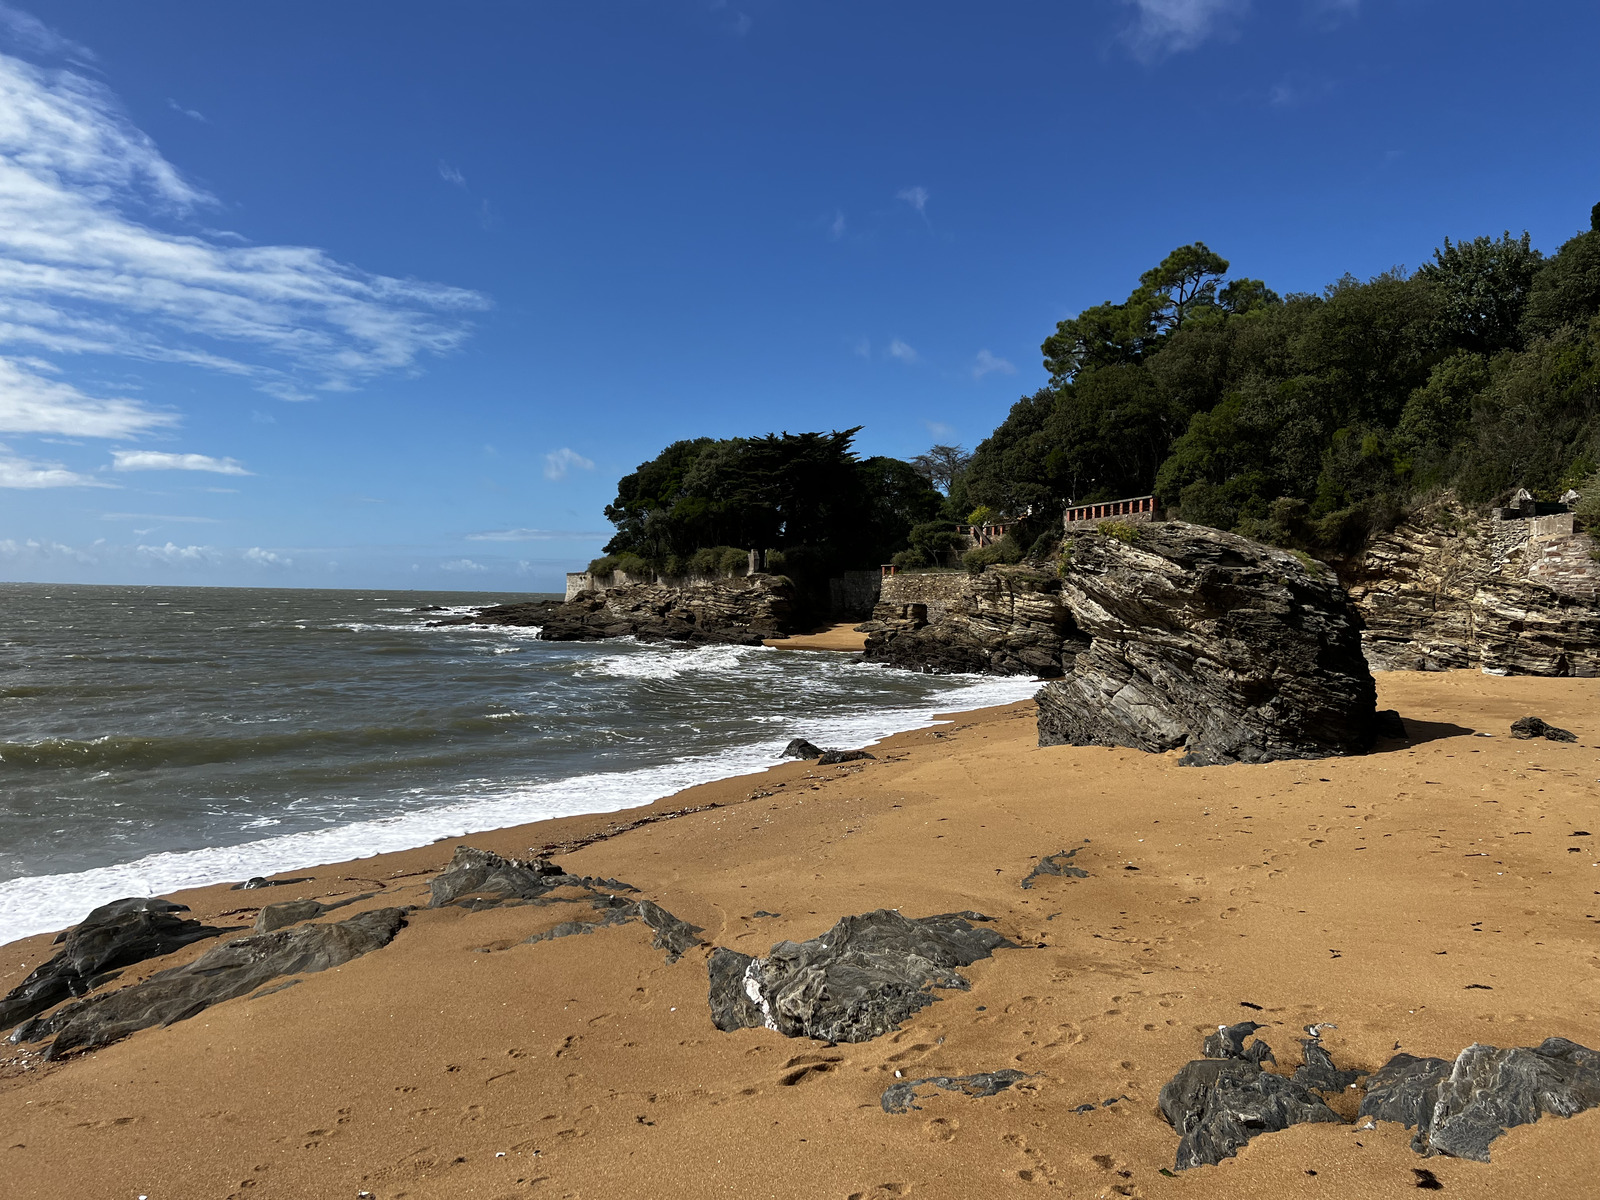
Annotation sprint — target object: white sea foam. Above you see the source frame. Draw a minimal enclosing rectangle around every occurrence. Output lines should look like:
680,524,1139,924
0,672,1038,947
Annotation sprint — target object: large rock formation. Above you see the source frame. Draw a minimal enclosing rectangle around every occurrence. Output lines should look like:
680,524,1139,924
1038,522,1376,765
471,573,796,646
1344,495,1600,675
862,565,1082,676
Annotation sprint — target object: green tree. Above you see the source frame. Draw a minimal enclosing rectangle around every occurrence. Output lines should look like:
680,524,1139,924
1139,242,1231,332
1418,231,1543,355
1521,225,1600,342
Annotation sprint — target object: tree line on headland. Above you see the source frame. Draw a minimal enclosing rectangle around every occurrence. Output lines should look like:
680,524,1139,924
593,201,1600,580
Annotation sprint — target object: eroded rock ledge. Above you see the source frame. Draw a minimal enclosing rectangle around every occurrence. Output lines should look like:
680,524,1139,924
468,573,796,646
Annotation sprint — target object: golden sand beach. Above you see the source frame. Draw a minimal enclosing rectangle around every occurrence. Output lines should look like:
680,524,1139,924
2,670,1597,1199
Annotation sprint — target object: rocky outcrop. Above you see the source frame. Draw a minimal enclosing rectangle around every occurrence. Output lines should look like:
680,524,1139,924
11,908,407,1059
1345,495,1600,675
707,909,1015,1043
0,898,225,1032
862,565,1083,676
472,574,796,646
1037,523,1377,765
1360,1038,1600,1161
1510,716,1577,742
1159,1023,1344,1170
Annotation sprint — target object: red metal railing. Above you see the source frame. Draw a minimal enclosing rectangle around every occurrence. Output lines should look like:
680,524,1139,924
1062,495,1155,525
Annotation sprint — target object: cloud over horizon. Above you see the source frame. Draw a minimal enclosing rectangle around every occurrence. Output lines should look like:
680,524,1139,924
543,446,595,481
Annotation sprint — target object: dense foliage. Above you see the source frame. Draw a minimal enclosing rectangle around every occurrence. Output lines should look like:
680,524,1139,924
596,428,941,577
964,203,1600,552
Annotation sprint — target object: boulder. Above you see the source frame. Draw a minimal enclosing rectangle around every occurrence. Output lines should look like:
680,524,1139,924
0,897,225,1033
1159,1024,1344,1170
1037,523,1377,765
473,574,796,646
707,909,1015,1043
782,738,823,759
11,908,407,1059
1360,1038,1600,1161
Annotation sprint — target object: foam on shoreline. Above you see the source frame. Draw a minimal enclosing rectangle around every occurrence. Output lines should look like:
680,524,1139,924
0,673,1038,947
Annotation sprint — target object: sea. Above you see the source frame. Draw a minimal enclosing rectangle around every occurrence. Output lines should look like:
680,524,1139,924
0,584,1039,947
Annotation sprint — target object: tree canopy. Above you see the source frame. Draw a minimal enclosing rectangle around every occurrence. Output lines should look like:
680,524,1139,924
964,202,1600,553
600,428,941,576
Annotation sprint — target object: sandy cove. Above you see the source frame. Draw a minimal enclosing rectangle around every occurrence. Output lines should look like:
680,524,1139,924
2,670,1598,1199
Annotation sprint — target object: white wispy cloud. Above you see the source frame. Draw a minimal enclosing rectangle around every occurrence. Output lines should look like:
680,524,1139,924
112,449,250,475
887,339,919,365
1119,0,1248,59
244,546,291,566
0,44,489,423
852,336,871,359
0,440,105,486
896,186,929,216
828,209,846,240
0,357,173,437
137,541,212,564
466,527,609,542
0,3,93,61
972,349,1016,379
543,446,594,481
101,511,220,523
166,98,206,123
438,161,466,187
441,557,488,573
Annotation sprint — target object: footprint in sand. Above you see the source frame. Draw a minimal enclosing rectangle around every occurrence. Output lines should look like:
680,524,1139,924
923,1117,958,1143
778,1053,846,1086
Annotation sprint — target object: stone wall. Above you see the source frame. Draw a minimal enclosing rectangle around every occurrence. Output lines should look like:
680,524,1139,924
877,571,974,623
828,570,882,619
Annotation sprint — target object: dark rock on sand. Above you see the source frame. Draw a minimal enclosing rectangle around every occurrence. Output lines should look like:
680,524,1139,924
525,894,703,964
1295,1034,1363,1094
782,738,823,759
1020,846,1089,889
881,1070,1031,1114
1160,1024,1345,1170
0,898,225,1033
231,876,314,890
253,893,375,933
428,846,566,907
12,908,407,1059
1510,716,1577,742
1038,522,1377,765
475,574,796,646
707,909,1015,1043
1203,1021,1276,1065
1361,1038,1600,1161
1160,1055,1344,1170
817,749,875,765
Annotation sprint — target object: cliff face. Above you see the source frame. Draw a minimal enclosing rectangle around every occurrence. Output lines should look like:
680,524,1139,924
1344,497,1600,676
861,566,1082,677
475,573,796,645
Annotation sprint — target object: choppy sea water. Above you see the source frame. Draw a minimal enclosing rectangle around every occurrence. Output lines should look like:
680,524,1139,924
0,583,1038,946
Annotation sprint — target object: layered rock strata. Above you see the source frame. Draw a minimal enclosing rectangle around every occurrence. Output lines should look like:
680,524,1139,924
471,573,796,646
862,565,1082,677
1344,496,1600,675
1037,523,1377,765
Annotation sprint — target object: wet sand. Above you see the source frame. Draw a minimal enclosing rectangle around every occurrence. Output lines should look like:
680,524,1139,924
764,623,869,651
1,670,1597,1199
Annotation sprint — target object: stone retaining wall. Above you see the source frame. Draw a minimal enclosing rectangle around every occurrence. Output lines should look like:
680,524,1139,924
878,571,974,623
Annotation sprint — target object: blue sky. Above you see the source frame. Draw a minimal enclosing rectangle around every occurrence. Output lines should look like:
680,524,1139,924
0,0,1596,590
